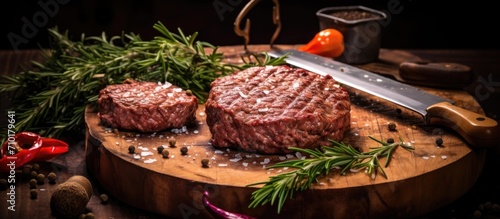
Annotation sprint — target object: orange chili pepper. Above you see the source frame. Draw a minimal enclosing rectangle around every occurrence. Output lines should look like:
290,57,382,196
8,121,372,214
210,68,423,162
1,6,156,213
298,28,345,58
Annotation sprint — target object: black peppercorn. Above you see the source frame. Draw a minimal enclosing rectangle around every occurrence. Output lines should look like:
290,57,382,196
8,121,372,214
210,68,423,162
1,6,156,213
37,173,45,185
201,158,210,168
435,138,443,146
157,145,164,154
168,137,176,147
22,166,31,178
30,170,38,179
29,179,37,189
161,150,169,158
100,194,109,204
388,122,397,131
128,145,135,154
180,146,188,155
32,163,40,171
387,138,395,144
30,189,38,199
48,172,57,184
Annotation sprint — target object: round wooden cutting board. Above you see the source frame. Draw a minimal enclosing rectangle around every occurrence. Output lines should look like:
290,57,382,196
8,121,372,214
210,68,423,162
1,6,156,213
84,45,486,219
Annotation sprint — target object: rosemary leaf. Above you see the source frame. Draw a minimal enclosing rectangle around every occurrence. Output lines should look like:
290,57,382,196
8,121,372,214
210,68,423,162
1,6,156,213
0,21,286,141
247,136,414,214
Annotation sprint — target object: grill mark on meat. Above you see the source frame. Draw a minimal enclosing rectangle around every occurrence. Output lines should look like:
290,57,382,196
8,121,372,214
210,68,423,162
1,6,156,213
280,72,319,118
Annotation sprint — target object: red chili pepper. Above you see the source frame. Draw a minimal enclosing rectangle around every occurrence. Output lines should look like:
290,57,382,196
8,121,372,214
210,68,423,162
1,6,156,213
298,28,345,58
0,132,68,172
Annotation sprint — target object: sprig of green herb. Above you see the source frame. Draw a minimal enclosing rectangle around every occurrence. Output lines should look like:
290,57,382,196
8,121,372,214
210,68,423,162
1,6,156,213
247,136,414,214
0,21,286,140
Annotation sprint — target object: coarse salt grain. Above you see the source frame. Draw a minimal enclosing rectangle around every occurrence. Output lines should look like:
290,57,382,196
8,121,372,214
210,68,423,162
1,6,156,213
138,146,149,151
133,154,140,160
263,90,270,95
242,162,249,167
173,88,183,92
422,156,429,160
199,112,205,117
293,82,299,89
295,152,305,159
230,158,242,162
441,155,447,160
141,151,154,156
258,108,269,113
214,150,224,154
260,158,270,165
239,91,248,98
144,158,157,164
162,82,172,89
218,163,228,167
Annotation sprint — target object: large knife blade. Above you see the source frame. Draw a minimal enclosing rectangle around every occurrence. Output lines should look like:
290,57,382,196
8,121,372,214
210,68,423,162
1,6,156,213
268,49,499,148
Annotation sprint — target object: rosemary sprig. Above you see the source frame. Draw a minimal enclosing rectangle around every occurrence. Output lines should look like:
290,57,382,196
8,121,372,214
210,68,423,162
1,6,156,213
0,21,286,140
247,136,415,214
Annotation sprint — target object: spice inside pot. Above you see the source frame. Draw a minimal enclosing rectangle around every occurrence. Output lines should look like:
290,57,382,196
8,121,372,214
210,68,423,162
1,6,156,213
329,10,383,21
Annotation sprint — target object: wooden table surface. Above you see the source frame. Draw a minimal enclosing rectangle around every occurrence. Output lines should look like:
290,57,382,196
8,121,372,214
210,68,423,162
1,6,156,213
1,48,499,219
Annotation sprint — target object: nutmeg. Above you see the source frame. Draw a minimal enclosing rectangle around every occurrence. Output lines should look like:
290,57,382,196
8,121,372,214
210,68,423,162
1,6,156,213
50,175,93,219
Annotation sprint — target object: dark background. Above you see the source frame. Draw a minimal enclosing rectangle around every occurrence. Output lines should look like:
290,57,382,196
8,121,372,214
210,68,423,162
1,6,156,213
1,0,498,50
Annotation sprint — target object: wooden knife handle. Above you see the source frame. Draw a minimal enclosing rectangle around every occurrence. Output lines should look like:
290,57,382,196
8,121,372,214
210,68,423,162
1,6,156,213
399,62,473,88
426,102,499,148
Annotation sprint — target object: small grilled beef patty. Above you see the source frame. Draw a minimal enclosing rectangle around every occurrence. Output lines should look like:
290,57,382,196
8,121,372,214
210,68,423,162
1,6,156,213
98,81,197,132
205,65,351,154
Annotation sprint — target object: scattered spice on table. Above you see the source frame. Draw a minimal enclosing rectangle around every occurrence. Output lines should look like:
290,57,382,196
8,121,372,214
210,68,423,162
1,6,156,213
388,122,397,131
29,179,37,189
128,145,135,154
180,146,188,155
169,137,177,147
36,174,45,185
157,145,165,154
30,189,38,199
162,150,170,158
436,138,443,146
201,158,210,168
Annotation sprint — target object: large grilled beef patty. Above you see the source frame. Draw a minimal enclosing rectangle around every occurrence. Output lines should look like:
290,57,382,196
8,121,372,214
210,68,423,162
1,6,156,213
205,65,351,154
98,81,197,132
